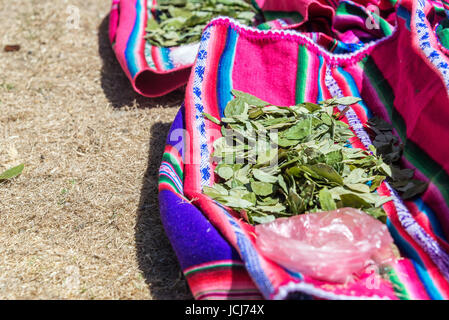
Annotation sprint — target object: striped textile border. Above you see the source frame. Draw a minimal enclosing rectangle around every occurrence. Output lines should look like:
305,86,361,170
184,260,263,300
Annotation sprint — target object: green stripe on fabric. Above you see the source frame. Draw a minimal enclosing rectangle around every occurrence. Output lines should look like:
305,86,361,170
403,143,449,198
158,175,182,194
295,45,309,104
184,262,245,276
376,13,394,36
336,1,367,17
256,23,271,30
250,0,262,12
389,0,399,6
359,56,449,207
336,2,392,36
387,268,411,300
436,21,449,50
162,152,183,181
358,57,403,132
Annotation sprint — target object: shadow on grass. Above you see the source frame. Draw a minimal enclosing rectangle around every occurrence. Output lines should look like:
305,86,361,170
97,14,185,109
97,15,191,299
135,122,192,300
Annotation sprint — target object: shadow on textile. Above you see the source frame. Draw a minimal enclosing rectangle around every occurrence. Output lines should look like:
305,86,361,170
135,122,193,299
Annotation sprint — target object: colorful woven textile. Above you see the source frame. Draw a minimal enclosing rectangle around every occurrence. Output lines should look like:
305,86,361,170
155,0,449,299
109,0,196,97
108,0,311,97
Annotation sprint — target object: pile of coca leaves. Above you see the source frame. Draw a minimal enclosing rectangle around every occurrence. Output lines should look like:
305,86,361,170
203,91,427,224
146,0,257,47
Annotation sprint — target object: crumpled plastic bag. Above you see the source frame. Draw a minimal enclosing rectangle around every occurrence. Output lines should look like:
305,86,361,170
255,208,396,283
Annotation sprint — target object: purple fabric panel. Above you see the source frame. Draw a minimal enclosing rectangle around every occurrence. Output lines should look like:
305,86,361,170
159,107,242,270
166,103,187,161
165,105,186,151
159,190,242,270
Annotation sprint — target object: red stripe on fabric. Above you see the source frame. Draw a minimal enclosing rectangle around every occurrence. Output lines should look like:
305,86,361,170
185,263,262,300
109,0,120,43
406,201,444,244
151,0,157,14
151,46,164,71
164,145,184,169
184,77,202,195
184,259,244,274
305,53,320,102
319,58,333,100
341,66,369,124
331,66,369,124
203,24,229,182
158,182,186,199
138,0,148,72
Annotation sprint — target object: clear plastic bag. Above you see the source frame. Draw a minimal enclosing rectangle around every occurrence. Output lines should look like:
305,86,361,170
255,208,396,283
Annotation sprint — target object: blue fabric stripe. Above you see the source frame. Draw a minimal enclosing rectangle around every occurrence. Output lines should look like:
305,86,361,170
397,5,412,30
387,220,443,300
413,198,448,242
337,66,373,118
285,268,304,281
217,204,274,298
217,27,238,118
412,260,444,300
317,56,324,103
161,47,175,70
125,0,143,77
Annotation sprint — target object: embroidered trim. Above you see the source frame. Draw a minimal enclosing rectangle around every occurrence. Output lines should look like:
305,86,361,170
415,0,449,85
192,27,213,186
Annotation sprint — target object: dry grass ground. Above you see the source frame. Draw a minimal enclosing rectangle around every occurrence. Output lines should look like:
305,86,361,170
0,0,191,299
